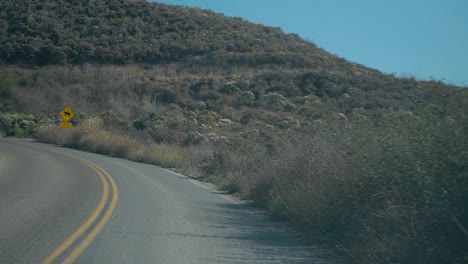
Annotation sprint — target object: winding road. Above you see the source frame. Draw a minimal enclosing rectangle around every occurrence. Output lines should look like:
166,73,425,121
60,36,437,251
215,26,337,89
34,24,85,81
0,138,330,263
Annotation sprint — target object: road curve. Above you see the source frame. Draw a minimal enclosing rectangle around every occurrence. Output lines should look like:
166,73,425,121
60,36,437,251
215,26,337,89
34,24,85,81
0,138,331,263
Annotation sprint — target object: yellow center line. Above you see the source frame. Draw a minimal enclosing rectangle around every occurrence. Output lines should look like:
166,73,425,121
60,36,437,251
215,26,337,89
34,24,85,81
42,156,118,264
62,161,119,264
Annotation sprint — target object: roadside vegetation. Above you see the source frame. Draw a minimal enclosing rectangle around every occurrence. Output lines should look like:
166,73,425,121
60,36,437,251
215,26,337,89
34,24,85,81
1,66,466,263
1,0,467,262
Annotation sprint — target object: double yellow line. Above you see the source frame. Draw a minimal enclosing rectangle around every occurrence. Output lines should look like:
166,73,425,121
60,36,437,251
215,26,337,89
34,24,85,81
42,157,119,264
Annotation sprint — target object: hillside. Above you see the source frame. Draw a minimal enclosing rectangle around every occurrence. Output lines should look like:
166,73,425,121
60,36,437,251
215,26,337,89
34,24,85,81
0,0,467,263
0,0,357,71
0,0,459,118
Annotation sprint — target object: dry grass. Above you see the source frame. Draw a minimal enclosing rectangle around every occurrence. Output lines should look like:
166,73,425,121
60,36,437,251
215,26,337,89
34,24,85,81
137,143,187,169
242,110,468,263
39,124,141,157
25,76,467,263
34,123,211,177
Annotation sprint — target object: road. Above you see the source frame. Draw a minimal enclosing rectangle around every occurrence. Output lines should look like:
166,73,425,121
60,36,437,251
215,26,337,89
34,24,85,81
0,138,331,263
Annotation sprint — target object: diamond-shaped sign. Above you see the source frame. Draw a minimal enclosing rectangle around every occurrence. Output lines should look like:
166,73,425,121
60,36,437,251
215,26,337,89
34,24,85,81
60,107,74,121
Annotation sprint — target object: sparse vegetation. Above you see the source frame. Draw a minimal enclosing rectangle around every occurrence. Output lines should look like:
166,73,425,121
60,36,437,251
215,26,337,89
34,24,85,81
249,109,468,263
0,112,51,137
0,0,467,263
2,65,467,264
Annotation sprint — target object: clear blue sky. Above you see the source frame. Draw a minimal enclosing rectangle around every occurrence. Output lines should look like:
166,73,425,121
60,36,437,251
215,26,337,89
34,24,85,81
151,0,467,86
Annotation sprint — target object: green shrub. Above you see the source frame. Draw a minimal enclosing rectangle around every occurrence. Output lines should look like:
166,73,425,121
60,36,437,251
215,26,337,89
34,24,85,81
236,91,255,106
0,74,16,100
263,92,289,110
0,112,52,137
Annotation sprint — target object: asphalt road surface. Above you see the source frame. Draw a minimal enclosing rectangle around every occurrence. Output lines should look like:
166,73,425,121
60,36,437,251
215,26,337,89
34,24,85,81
0,138,331,263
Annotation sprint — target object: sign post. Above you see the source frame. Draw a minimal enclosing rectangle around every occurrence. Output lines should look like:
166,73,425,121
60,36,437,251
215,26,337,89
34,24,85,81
59,107,74,128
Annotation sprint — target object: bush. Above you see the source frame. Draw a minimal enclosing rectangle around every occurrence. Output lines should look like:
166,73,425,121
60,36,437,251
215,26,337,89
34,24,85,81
236,91,255,106
0,112,51,137
0,74,17,102
345,111,468,263
35,123,141,157
251,135,358,233
248,109,468,263
138,143,188,169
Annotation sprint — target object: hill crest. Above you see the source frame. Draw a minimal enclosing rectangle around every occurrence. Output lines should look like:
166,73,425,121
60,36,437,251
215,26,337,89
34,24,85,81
0,0,358,72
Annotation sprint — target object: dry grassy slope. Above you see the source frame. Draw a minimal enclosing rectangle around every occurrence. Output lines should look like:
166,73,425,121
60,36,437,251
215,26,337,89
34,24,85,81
1,1,467,263
0,0,460,122
0,0,363,72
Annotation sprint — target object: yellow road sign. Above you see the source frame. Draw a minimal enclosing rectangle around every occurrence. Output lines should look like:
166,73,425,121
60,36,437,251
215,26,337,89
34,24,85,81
60,107,74,121
60,121,73,128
